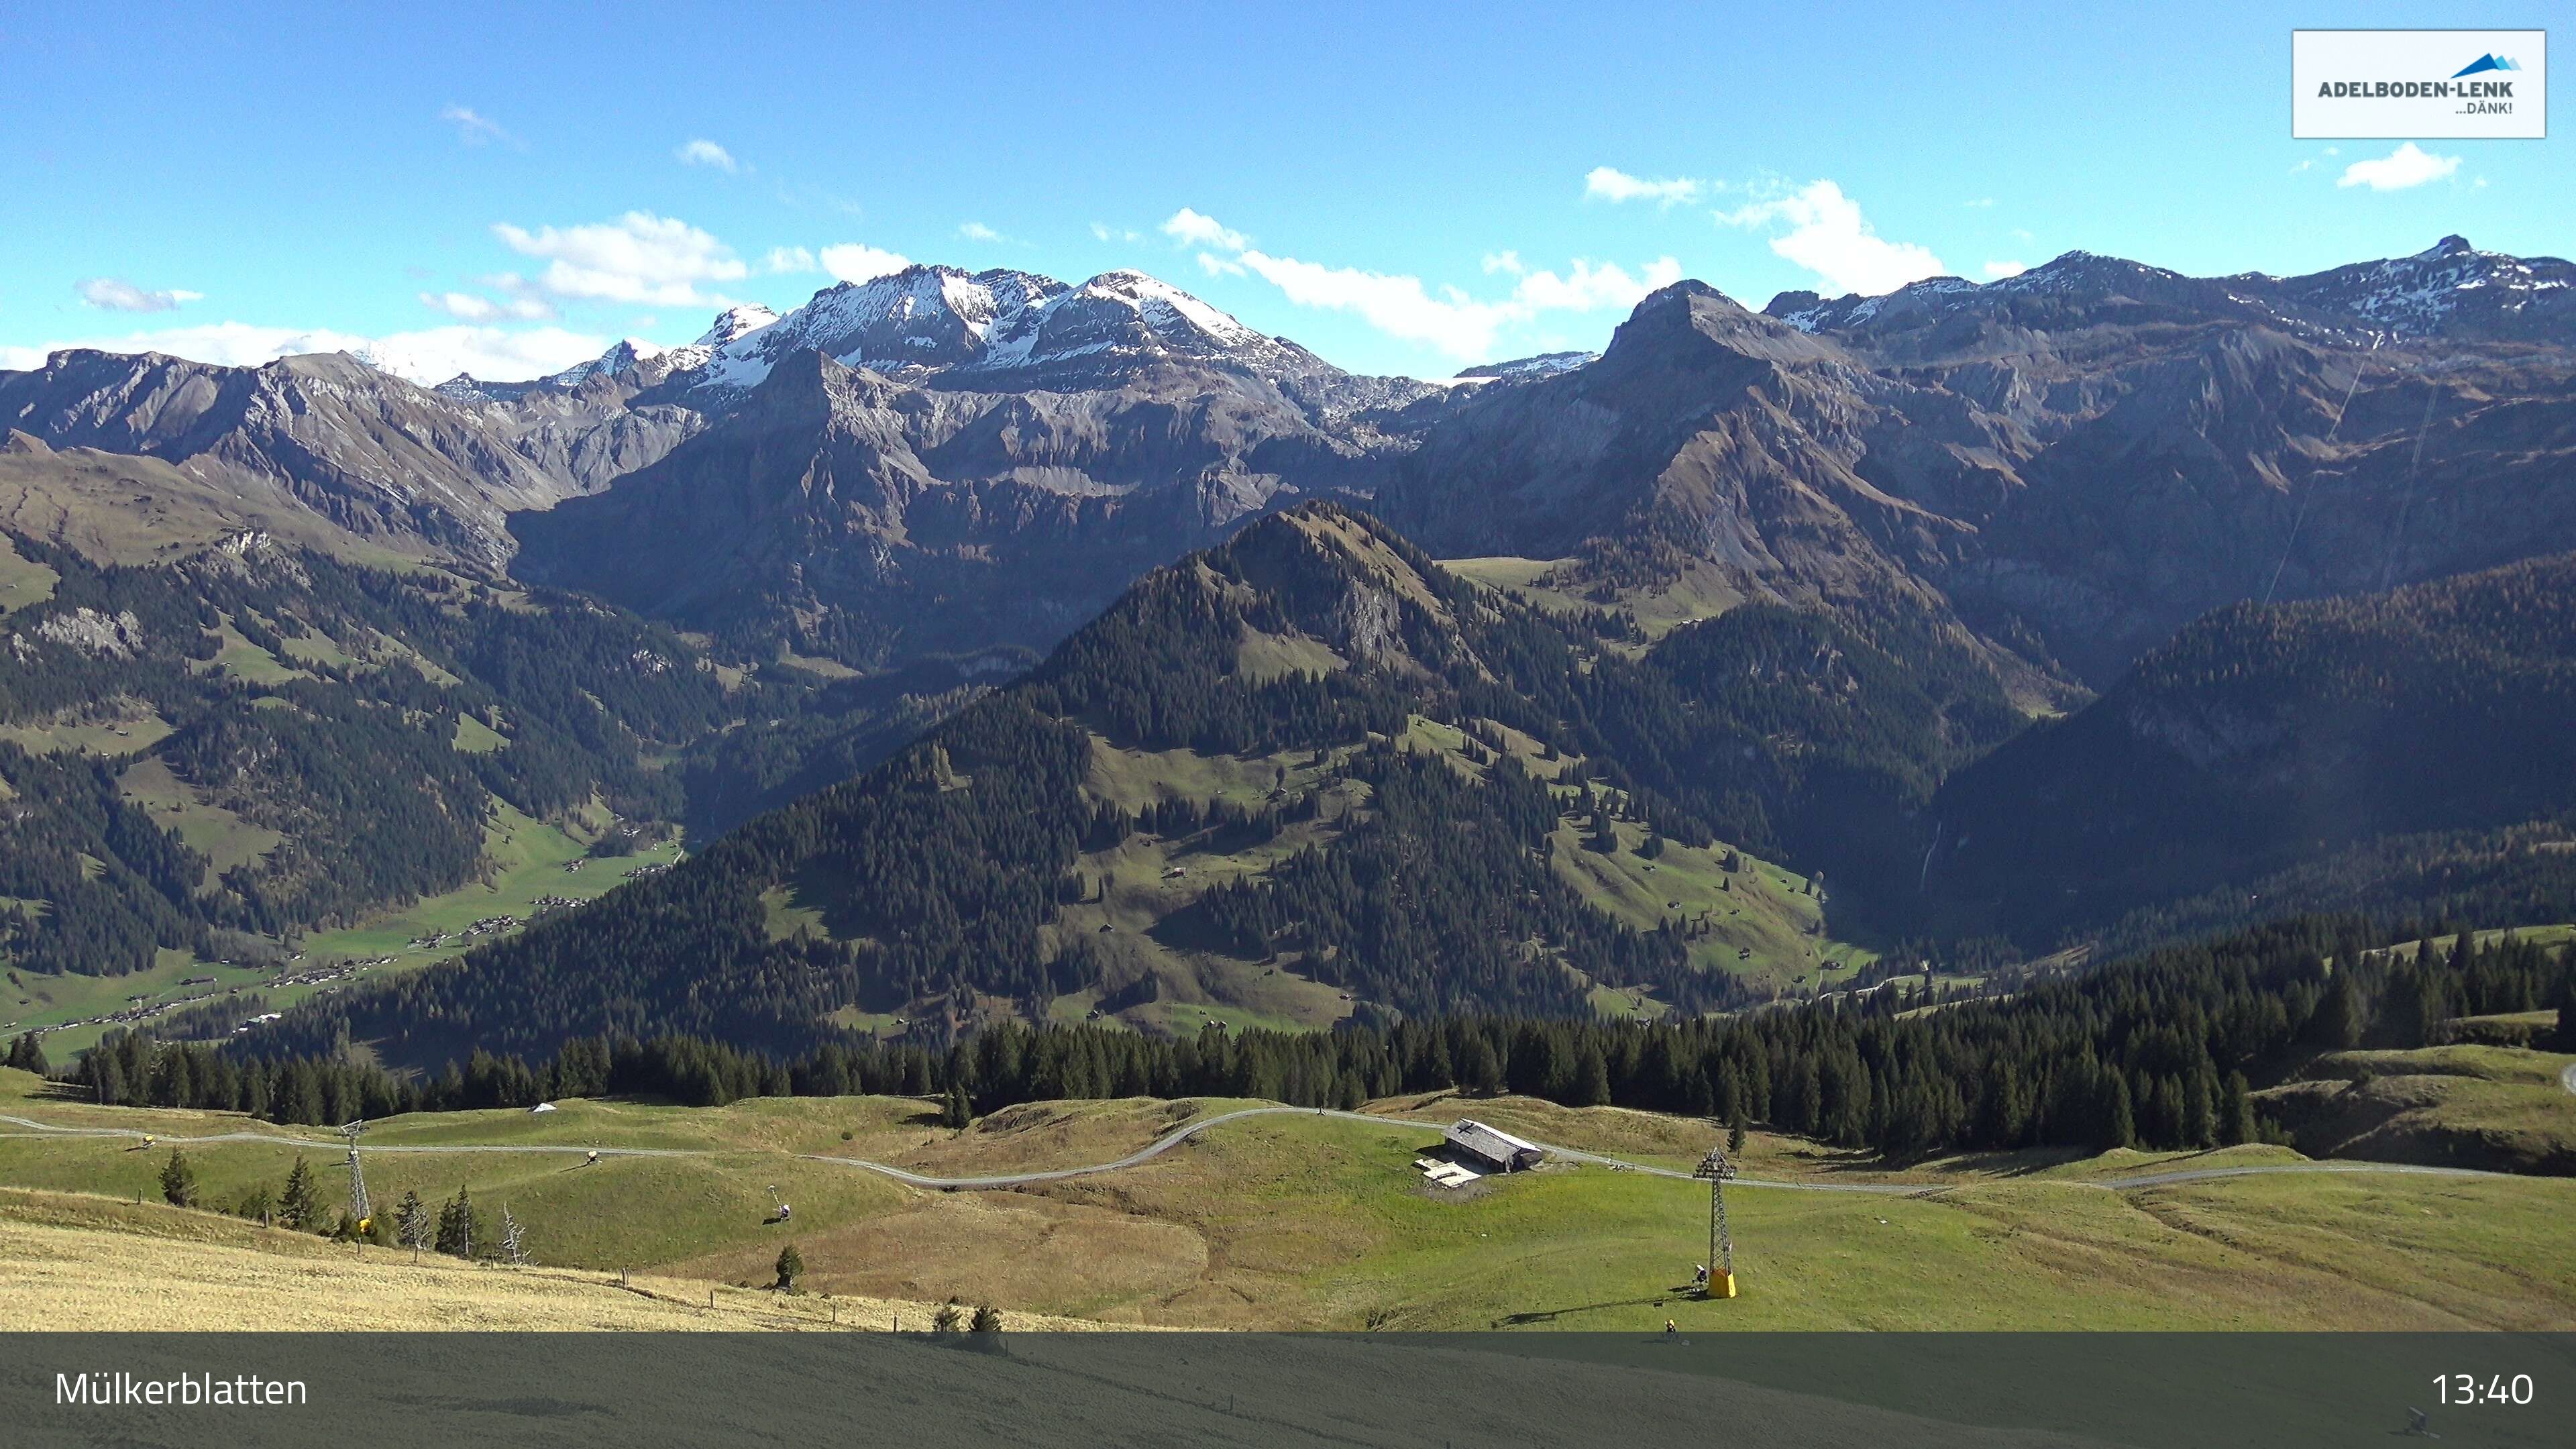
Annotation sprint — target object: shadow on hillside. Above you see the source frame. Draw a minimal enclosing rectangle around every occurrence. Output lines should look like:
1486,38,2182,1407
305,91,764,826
1493,1291,1696,1327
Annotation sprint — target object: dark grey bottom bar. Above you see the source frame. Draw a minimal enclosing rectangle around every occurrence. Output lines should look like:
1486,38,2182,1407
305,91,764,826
3,1332,2569,1448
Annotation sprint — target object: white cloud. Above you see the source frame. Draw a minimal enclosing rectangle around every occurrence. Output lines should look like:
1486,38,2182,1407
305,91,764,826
817,243,912,283
1509,258,1684,313
1585,166,1703,207
1091,222,1143,243
674,139,740,172
492,211,749,306
1982,260,2029,280
1221,249,1678,360
2337,142,2462,191
1162,208,1247,251
418,287,555,322
762,246,818,274
0,320,607,384
1717,180,1947,296
1168,205,1676,361
419,292,501,321
1964,197,1996,209
76,278,202,313
958,221,1002,242
439,105,513,147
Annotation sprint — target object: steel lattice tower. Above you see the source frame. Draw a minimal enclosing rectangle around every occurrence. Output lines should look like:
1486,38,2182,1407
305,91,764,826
1693,1145,1738,1297
340,1120,370,1224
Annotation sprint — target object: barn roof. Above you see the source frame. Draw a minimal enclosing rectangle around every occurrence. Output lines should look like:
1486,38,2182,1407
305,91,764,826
1446,1118,1546,1166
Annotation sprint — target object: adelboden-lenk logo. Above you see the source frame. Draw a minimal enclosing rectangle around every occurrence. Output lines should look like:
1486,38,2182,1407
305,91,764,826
2451,54,2524,78
2294,30,2546,139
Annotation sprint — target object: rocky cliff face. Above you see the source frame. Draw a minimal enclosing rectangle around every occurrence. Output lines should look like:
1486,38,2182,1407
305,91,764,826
0,349,700,568
508,344,1409,666
1377,240,2576,684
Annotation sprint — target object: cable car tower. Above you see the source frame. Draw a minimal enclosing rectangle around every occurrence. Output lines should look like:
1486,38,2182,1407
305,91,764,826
1693,1145,1739,1299
340,1120,370,1228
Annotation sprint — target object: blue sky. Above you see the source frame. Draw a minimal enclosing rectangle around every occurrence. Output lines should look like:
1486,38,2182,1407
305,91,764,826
1,1,2563,381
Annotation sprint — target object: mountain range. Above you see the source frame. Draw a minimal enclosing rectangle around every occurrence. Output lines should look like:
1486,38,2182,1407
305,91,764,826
6,234,2576,1057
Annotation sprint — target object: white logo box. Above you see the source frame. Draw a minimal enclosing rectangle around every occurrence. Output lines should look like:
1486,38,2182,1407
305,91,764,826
2294,30,2546,139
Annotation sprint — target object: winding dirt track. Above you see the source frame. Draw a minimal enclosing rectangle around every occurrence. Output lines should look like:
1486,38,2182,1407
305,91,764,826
0,1107,2526,1195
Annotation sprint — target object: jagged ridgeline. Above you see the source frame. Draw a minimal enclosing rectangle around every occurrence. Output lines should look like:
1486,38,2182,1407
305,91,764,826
262,503,2007,1069
0,530,729,973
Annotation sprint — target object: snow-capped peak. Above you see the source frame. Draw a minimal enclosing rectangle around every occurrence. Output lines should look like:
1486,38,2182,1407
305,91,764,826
677,262,1317,400
696,304,780,348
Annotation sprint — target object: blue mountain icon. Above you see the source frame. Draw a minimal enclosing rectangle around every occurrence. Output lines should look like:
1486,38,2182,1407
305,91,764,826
2451,54,2522,77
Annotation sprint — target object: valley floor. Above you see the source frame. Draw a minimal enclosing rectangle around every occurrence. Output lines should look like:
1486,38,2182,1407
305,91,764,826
3,1070,2571,1333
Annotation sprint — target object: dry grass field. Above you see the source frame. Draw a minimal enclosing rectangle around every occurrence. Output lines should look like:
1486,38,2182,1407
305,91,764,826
0,1188,1118,1332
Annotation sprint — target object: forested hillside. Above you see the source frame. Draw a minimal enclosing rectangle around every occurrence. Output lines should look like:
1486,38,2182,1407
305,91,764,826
89,914,2576,1171
1932,552,2576,945
0,529,733,974
255,504,2022,1071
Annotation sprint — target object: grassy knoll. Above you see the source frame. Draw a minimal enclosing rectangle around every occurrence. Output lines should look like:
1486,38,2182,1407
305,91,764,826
1439,554,1743,645
0,696,174,757
450,710,506,753
0,533,57,616
4,1074,2569,1332
2258,1042,2576,1175
115,755,284,885
1546,813,1874,993
196,614,307,685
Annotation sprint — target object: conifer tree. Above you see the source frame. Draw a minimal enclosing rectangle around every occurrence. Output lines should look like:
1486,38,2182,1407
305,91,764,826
2102,1072,2136,1150
2220,1071,2257,1146
279,1157,319,1231
4,1032,47,1075
394,1189,432,1261
774,1242,803,1291
159,1148,198,1208
1573,1045,1611,1107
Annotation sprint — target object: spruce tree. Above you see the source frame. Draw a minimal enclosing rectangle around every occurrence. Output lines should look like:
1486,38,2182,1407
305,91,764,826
2102,1073,2136,1150
394,1189,432,1260
2220,1071,2257,1147
1573,1046,1611,1107
159,1148,198,1208
1727,1113,1747,1155
5,1032,47,1075
775,1242,803,1291
278,1157,319,1231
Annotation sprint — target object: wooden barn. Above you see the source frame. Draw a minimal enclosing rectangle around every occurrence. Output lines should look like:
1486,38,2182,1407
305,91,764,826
1444,1119,1546,1173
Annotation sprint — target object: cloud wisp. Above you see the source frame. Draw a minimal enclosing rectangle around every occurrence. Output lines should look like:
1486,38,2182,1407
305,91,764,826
2337,142,2462,191
1585,167,1705,207
1167,208,1678,361
76,278,202,313
492,211,751,307
1717,179,1947,296
675,139,742,172
439,106,516,148
817,244,912,283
